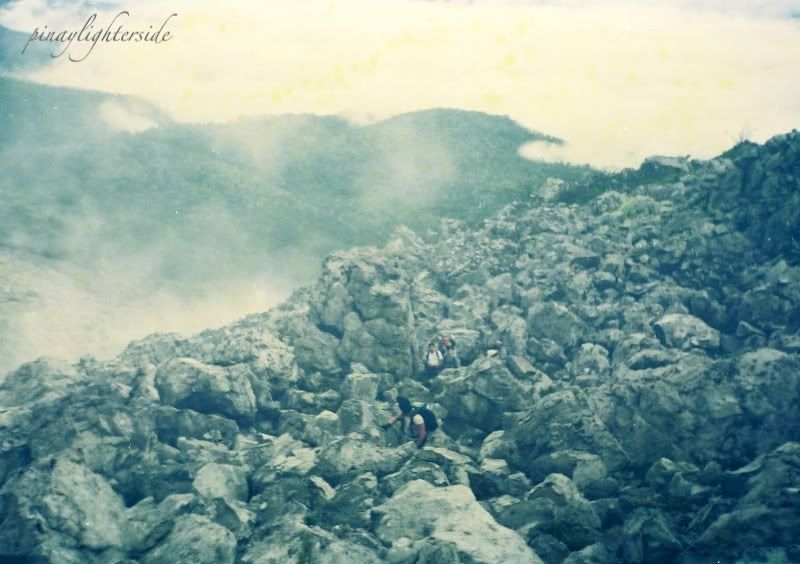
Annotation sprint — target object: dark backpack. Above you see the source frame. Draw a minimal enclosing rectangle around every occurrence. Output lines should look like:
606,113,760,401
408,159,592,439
415,405,438,432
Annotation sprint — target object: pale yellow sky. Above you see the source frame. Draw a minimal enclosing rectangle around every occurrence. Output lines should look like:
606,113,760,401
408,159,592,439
3,0,800,167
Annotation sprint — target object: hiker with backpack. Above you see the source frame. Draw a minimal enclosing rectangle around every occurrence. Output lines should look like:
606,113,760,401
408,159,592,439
381,395,438,449
442,344,461,369
438,335,456,356
422,341,444,379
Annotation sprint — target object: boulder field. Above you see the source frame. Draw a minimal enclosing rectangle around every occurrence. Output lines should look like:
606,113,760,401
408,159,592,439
1,132,799,562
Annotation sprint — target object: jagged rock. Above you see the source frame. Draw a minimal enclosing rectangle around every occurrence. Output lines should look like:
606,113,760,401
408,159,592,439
517,474,601,545
529,451,608,492
570,344,610,380
506,388,629,473
529,533,571,564
449,284,494,329
240,518,383,563
562,542,616,564
154,358,257,424
204,497,255,541
192,462,248,501
381,460,450,496
527,302,588,350
621,508,682,563
653,313,720,351
314,435,414,482
312,472,378,528
153,405,239,448
119,333,187,367
308,475,336,505
141,513,236,564
283,387,340,414
372,480,542,564
0,458,130,558
126,494,195,555
298,410,340,447
249,479,310,527
251,443,317,492
336,398,380,435
526,337,568,372
479,430,519,463
667,471,711,503
698,442,800,553
242,433,306,471
0,357,82,407
278,316,342,376
625,349,675,370
340,371,380,400
645,458,685,489
415,446,475,486
434,357,531,431
476,458,532,498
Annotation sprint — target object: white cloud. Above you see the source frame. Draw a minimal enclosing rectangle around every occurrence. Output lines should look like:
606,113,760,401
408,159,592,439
99,99,157,132
1,0,799,167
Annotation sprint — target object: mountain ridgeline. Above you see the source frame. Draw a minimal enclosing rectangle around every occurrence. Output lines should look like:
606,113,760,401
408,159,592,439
0,77,591,374
0,128,798,562
0,77,588,283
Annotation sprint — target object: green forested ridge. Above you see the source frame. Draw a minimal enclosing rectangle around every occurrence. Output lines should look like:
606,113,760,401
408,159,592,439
0,77,591,291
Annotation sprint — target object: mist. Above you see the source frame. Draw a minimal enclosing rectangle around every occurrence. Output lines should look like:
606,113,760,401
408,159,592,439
0,79,586,376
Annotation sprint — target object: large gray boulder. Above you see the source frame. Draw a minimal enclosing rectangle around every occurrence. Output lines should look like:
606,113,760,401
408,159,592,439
0,458,130,559
0,357,83,407
492,474,601,541
372,480,542,564
314,435,415,482
154,357,257,424
697,442,800,552
528,450,608,492
192,462,248,502
240,518,383,564
506,388,629,473
527,302,588,350
621,508,682,563
434,356,532,431
141,513,236,564
308,251,419,378
653,313,719,351
339,371,380,400
251,442,317,493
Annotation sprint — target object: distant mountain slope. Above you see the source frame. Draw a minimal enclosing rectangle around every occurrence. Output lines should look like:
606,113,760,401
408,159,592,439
0,77,591,288
0,24,51,72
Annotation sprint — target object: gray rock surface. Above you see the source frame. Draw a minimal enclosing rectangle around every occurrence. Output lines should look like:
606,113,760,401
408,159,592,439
155,357,257,424
141,514,236,564
373,479,542,563
3,132,800,562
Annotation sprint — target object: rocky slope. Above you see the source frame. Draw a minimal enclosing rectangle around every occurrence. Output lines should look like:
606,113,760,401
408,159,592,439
1,131,799,563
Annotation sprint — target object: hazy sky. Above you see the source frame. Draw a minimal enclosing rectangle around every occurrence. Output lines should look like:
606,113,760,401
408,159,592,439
2,0,799,167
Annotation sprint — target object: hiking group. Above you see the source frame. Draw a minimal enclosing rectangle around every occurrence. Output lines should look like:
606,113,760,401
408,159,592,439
379,334,460,449
422,334,460,380
380,335,511,449
378,331,513,449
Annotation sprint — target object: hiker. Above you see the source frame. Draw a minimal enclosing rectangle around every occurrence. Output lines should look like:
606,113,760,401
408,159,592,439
442,344,461,369
486,340,506,359
381,396,437,449
422,341,444,379
438,334,456,356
